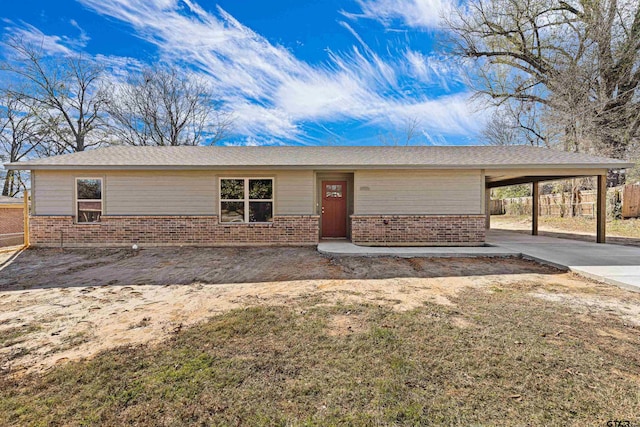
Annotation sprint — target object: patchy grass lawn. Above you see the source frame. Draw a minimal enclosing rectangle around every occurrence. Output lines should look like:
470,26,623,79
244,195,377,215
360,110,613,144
2,295,640,426
1,247,640,425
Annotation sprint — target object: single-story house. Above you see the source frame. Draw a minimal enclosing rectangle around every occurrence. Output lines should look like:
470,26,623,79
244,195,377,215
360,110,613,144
4,145,633,247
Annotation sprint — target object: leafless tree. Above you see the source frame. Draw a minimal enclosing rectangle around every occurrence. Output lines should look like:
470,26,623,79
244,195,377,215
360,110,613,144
378,117,422,146
0,37,109,153
446,0,640,160
483,102,550,147
107,66,233,146
483,109,520,146
0,91,50,196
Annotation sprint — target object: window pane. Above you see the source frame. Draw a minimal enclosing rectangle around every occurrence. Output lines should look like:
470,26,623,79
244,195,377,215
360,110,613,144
249,179,272,199
326,184,342,198
249,202,272,222
77,179,101,200
78,201,101,223
220,201,245,222
220,179,244,200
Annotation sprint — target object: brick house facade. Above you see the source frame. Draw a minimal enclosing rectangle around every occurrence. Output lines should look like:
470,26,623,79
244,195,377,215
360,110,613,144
5,146,629,247
350,215,486,246
30,215,319,247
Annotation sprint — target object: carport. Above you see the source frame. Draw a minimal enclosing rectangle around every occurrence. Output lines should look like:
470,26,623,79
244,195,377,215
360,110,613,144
484,166,628,244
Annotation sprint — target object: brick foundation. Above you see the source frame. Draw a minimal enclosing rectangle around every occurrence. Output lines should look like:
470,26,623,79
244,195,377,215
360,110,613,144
350,215,486,246
29,215,320,247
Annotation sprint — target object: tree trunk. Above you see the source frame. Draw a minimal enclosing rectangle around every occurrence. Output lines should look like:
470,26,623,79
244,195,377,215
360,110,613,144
2,171,11,196
76,134,85,152
2,170,16,197
571,179,579,217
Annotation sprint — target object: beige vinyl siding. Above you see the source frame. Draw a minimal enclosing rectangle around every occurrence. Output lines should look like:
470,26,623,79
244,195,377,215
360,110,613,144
32,169,315,216
275,170,314,214
106,171,215,215
355,170,483,215
33,170,75,215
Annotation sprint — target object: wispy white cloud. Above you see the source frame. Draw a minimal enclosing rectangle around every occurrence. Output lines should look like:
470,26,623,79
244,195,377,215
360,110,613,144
3,0,483,144
1,18,95,56
2,22,74,56
93,54,144,81
69,19,91,47
342,0,454,30
223,136,288,147
403,49,464,91
384,92,484,135
230,100,300,139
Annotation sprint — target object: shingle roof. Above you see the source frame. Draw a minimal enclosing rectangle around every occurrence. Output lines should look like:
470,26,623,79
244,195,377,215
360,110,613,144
0,195,23,204
4,145,634,170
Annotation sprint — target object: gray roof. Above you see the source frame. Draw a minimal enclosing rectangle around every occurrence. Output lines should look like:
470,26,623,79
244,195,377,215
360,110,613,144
0,195,23,204
4,145,634,170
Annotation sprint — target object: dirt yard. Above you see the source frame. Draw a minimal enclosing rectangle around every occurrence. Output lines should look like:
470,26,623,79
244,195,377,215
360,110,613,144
491,215,640,246
2,246,640,425
1,246,639,377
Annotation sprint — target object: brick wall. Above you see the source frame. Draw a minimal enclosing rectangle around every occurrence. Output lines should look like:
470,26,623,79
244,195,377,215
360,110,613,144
0,207,24,247
30,215,320,247
351,215,486,246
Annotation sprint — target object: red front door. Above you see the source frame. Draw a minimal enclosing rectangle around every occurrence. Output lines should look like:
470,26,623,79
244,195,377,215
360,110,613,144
322,181,347,238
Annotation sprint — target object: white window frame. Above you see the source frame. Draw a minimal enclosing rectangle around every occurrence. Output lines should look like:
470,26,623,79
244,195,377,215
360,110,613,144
75,177,103,223
219,177,274,223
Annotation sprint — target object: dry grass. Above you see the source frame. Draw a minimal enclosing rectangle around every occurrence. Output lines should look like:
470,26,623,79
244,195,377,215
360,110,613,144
492,215,640,238
0,325,40,348
1,289,639,426
491,215,640,239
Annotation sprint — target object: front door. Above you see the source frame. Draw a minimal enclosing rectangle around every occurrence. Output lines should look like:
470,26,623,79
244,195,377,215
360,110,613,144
321,180,347,238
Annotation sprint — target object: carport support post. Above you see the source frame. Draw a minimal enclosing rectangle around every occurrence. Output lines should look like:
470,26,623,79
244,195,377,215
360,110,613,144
532,181,539,236
597,174,607,243
485,186,491,229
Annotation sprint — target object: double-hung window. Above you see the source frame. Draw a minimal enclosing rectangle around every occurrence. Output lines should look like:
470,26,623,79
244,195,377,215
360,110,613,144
76,178,103,223
220,178,273,223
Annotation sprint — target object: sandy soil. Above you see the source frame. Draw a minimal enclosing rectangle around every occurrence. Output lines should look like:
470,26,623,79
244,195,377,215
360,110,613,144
1,246,639,376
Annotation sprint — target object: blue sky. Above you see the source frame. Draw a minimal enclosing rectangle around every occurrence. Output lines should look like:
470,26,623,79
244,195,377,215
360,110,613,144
1,0,487,146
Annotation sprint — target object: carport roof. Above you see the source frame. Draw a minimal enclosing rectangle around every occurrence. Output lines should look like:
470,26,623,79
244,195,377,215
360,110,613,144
4,145,635,170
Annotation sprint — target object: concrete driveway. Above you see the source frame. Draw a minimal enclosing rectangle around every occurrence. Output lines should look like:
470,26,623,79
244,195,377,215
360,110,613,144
487,229,640,291
318,230,640,292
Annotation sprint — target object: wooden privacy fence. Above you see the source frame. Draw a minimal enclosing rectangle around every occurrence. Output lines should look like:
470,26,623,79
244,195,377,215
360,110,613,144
491,184,640,218
623,184,640,218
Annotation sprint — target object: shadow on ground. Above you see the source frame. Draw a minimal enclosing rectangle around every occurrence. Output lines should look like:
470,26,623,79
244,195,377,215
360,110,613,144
0,246,562,291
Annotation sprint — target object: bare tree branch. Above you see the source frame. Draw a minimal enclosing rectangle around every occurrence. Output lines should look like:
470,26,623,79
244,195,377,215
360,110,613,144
446,0,640,160
106,66,233,146
0,90,51,195
0,37,109,152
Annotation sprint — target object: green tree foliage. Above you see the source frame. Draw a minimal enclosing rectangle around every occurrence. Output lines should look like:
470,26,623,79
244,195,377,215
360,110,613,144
492,185,531,199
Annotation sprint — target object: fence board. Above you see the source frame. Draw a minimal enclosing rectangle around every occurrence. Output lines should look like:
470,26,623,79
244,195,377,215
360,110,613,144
490,199,505,215
622,184,640,218
493,186,632,218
